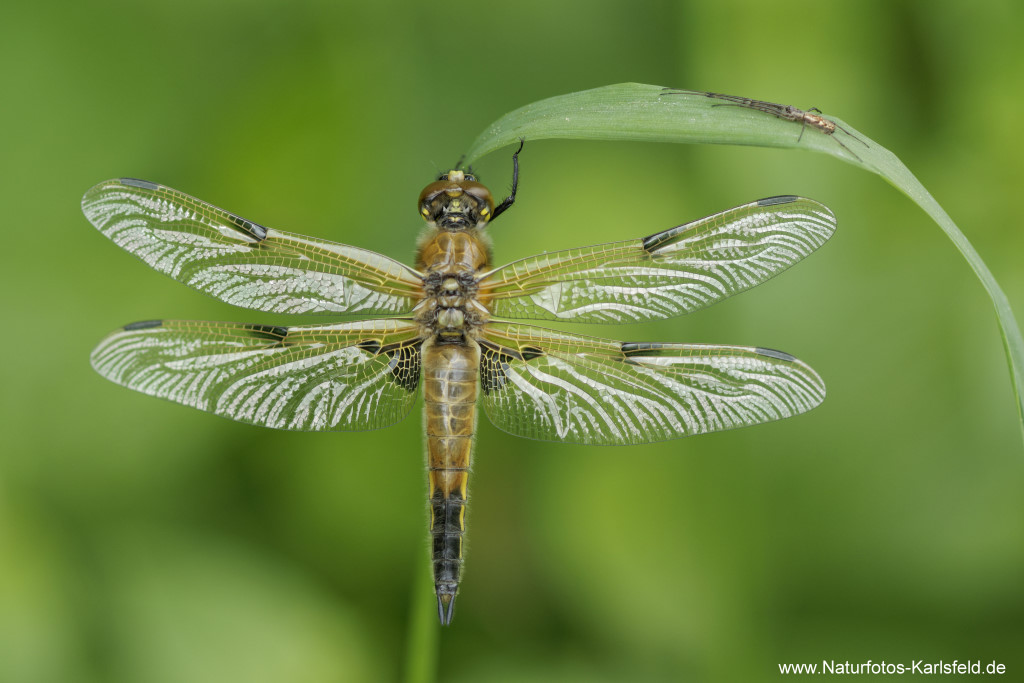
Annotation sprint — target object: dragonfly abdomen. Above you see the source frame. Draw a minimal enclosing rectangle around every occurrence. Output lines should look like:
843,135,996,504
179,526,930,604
422,339,481,625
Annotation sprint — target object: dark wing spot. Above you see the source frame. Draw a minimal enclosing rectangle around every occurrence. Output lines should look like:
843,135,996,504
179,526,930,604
357,339,382,354
520,346,543,361
479,340,518,394
245,324,289,345
621,341,673,365
757,195,799,207
248,323,288,337
227,212,269,242
755,347,796,362
622,341,653,355
621,342,674,356
479,340,543,393
640,223,686,254
641,229,668,253
384,341,422,393
123,319,163,331
119,178,160,190
357,339,421,392
479,352,510,394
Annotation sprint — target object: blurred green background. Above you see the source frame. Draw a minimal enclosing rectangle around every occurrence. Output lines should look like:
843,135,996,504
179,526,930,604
2,1,1022,681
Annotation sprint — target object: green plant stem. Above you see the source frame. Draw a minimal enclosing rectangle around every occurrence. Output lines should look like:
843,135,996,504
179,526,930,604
403,555,438,683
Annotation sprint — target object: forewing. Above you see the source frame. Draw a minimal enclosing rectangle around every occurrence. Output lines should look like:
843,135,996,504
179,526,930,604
479,322,824,445
90,318,422,431
481,196,834,323
83,179,423,315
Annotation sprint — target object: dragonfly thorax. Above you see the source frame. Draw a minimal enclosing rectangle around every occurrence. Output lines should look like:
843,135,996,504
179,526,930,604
415,271,489,339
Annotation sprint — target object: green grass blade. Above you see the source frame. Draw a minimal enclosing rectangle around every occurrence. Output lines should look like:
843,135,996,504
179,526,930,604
464,83,1024,447
402,557,438,683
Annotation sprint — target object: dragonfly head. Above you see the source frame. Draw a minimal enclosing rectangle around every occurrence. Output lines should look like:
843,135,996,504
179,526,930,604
418,170,495,231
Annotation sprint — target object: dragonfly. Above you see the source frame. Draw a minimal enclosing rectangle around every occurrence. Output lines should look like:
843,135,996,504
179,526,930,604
83,145,835,625
660,88,869,162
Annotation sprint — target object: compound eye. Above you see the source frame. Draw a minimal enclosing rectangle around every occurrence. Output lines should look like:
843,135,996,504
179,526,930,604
418,181,448,208
462,181,495,216
417,182,444,220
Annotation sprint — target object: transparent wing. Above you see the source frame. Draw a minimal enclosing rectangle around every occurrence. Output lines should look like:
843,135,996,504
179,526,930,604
90,318,423,431
478,322,824,445
83,179,423,315
480,196,834,323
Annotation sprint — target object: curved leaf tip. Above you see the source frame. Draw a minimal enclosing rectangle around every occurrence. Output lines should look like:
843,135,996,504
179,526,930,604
465,82,1024,447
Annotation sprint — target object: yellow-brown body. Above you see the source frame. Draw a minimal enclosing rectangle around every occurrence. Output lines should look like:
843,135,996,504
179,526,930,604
413,168,498,624
423,339,479,617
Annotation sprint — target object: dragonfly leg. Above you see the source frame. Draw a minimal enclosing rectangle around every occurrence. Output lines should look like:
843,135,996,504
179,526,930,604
490,138,525,223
